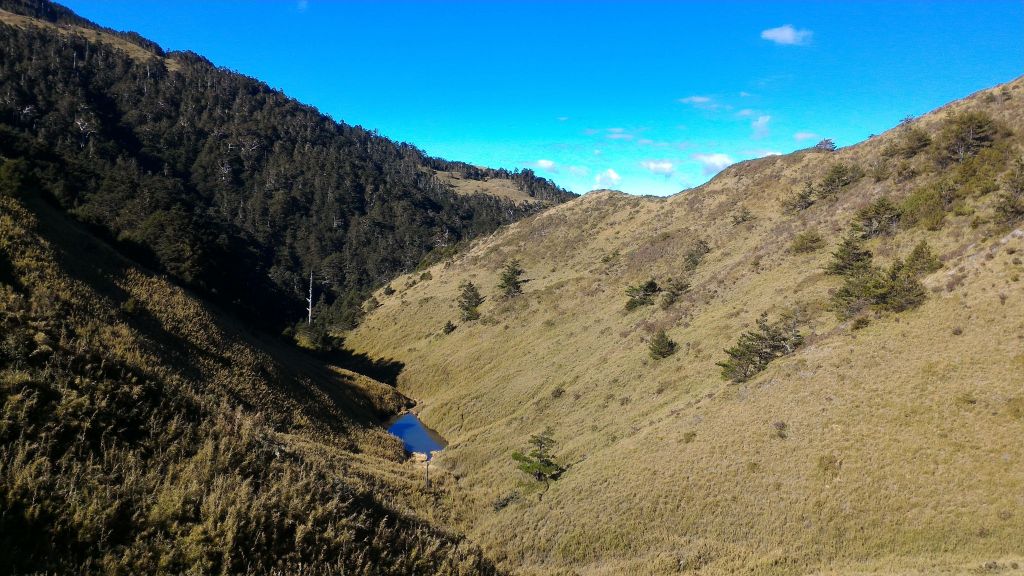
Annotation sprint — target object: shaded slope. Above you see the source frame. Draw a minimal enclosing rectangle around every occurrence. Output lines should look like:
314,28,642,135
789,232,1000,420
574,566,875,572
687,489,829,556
347,77,1024,574
0,191,500,575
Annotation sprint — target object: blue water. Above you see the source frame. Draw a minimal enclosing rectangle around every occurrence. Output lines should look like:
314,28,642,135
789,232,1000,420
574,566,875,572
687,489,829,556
386,413,446,459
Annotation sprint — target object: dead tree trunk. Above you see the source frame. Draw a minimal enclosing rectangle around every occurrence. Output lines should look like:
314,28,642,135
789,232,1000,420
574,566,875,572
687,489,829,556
306,270,314,325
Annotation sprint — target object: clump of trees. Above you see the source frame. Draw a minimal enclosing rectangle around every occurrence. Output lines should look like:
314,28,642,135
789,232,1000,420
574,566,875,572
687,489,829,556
783,163,863,211
625,279,661,311
937,110,1001,165
457,282,484,320
497,259,526,298
512,428,564,484
717,312,804,383
826,235,936,319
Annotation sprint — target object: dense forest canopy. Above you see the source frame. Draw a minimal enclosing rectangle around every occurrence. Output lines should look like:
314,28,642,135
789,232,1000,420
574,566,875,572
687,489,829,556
0,0,573,331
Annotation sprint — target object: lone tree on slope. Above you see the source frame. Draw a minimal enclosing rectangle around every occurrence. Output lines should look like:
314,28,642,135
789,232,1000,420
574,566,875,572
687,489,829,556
457,281,485,320
497,258,526,298
512,427,565,485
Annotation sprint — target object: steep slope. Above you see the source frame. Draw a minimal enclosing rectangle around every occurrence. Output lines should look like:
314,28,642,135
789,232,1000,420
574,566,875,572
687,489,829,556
348,78,1024,574
0,0,574,332
0,189,502,574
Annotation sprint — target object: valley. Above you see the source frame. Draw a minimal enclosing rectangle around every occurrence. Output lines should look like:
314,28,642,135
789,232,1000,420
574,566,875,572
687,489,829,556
1,1,1022,574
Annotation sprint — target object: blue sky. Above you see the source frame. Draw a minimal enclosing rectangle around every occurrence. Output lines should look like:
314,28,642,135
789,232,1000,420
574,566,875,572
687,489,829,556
63,1,1023,196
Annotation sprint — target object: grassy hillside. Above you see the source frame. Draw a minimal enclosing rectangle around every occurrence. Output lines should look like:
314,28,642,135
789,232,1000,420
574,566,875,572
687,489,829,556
348,77,1024,574
0,190,502,574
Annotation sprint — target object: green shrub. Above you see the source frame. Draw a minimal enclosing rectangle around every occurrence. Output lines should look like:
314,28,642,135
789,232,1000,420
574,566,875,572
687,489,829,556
717,312,804,383
419,270,433,281
731,206,755,225
901,186,946,230
683,239,711,270
660,278,690,308
783,182,816,212
790,229,825,253
648,329,677,359
442,320,456,334
382,284,396,296
625,278,661,311
890,126,932,159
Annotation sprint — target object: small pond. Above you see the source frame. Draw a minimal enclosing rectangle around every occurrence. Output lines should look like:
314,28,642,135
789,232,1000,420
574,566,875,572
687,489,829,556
385,412,446,459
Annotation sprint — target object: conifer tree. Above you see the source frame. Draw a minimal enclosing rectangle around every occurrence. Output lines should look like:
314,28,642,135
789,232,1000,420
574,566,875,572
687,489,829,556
826,234,873,276
497,258,526,298
904,240,942,277
511,427,564,484
457,281,484,320
717,313,804,383
648,329,677,359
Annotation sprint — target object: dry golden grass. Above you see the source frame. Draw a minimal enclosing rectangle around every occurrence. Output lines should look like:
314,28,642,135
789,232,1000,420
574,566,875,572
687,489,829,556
434,170,548,203
0,7,181,71
347,77,1024,574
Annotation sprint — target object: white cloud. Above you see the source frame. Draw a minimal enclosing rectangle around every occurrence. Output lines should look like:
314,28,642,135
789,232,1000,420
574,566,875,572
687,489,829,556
679,96,712,105
794,131,819,141
736,108,756,118
692,153,735,176
751,115,771,139
557,116,569,122
678,95,724,111
745,149,782,158
739,91,753,98
606,132,634,141
536,159,556,170
761,24,812,46
640,160,674,177
568,166,589,176
297,0,309,11
594,168,621,188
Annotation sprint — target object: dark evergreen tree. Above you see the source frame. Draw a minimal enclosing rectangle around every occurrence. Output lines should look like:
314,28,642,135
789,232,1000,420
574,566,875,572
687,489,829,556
625,278,661,310
497,258,525,298
648,329,677,359
826,234,873,276
904,240,942,277
717,313,804,383
457,281,484,320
